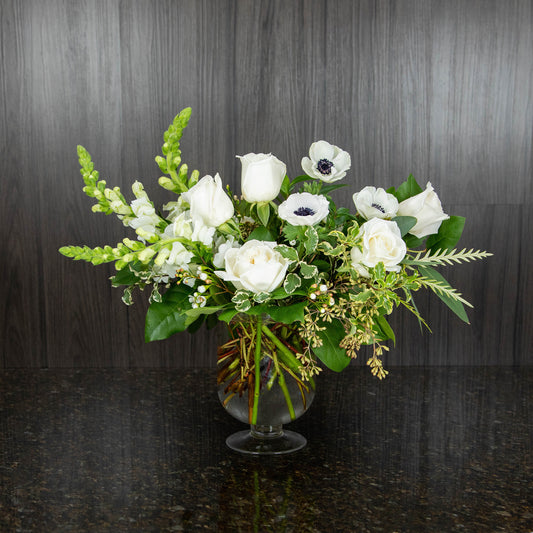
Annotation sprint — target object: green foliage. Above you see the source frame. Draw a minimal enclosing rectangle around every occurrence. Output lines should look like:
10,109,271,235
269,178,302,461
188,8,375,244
284,273,302,294
426,216,466,253
156,107,198,194
375,314,396,345
232,291,252,312
418,266,471,323
256,202,271,227
313,319,351,372
77,145,133,218
303,226,318,255
145,284,194,341
248,301,307,324
392,216,417,237
247,226,275,242
387,174,423,202
60,107,492,382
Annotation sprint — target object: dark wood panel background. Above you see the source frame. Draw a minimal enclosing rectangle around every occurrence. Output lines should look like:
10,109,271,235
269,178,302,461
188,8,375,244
1,0,531,368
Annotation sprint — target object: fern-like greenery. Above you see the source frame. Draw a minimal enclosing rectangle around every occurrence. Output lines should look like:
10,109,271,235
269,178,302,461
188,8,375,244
404,248,493,266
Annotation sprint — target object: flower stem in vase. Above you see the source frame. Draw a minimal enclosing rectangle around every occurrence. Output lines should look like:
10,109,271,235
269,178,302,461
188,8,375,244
251,314,262,425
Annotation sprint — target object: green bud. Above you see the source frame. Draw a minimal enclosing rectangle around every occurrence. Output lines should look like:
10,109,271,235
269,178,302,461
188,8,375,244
178,163,188,180
137,248,157,263
188,169,199,188
136,228,159,243
154,247,170,266
158,177,177,191
132,181,147,199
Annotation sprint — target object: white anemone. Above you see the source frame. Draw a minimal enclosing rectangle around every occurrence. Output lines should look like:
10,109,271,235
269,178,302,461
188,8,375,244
353,186,399,220
278,192,330,226
301,140,351,183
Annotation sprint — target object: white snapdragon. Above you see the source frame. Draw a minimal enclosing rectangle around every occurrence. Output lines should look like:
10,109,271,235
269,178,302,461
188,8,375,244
237,153,287,202
213,235,240,268
128,196,161,238
353,186,399,220
152,221,195,282
301,140,351,183
397,182,450,238
278,192,329,226
214,240,289,293
356,218,406,273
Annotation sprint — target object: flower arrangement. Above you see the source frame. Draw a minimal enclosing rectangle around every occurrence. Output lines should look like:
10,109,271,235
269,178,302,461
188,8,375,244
60,108,491,429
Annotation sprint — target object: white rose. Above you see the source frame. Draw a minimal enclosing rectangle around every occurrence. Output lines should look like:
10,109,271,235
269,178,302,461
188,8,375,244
214,240,289,293
353,186,399,220
278,192,329,226
359,218,406,272
301,140,351,183
397,182,450,238
237,153,287,203
182,173,234,227
350,246,371,278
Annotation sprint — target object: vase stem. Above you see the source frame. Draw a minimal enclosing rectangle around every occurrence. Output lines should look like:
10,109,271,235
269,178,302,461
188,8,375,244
251,424,283,439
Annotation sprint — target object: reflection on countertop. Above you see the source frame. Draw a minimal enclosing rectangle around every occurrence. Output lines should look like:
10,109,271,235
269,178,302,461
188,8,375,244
0,366,531,531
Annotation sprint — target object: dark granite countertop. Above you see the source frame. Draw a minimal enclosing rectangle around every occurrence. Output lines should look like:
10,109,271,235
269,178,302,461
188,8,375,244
0,366,531,532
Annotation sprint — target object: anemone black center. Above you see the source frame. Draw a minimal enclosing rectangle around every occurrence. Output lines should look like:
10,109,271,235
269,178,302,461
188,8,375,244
294,207,315,217
317,158,333,175
371,203,386,213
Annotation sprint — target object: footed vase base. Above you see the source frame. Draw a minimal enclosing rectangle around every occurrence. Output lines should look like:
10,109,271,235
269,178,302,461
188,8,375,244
226,428,307,456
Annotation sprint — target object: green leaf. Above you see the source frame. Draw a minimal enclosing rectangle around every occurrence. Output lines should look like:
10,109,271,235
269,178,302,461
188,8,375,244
418,266,470,323
145,284,194,342
275,245,299,262
219,308,239,323
110,265,138,286
247,226,275,242
122,287,133,306
247,301,307,324
303,226,318,255
256,202,270,227
283,273,302,294
388,174,423,203
320,183,347,195
232,291,252,312
392,216,417,238
184,305,225,326
426,216,466,253
375,314,396,345
404,234,425,249
186,315,205,334
312,319,351,372
280,175,290,197
373,262,386,281
253,292,271,303
282,224,301,242
268,287,307,300
350,290,373,303
289,175,312,192
299,262,318,280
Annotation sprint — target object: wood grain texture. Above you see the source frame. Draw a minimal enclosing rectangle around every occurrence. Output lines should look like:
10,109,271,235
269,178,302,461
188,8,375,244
0,0,531,367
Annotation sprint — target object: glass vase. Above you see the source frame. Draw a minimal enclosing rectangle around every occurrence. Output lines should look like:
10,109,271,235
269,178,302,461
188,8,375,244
217,316,316,455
